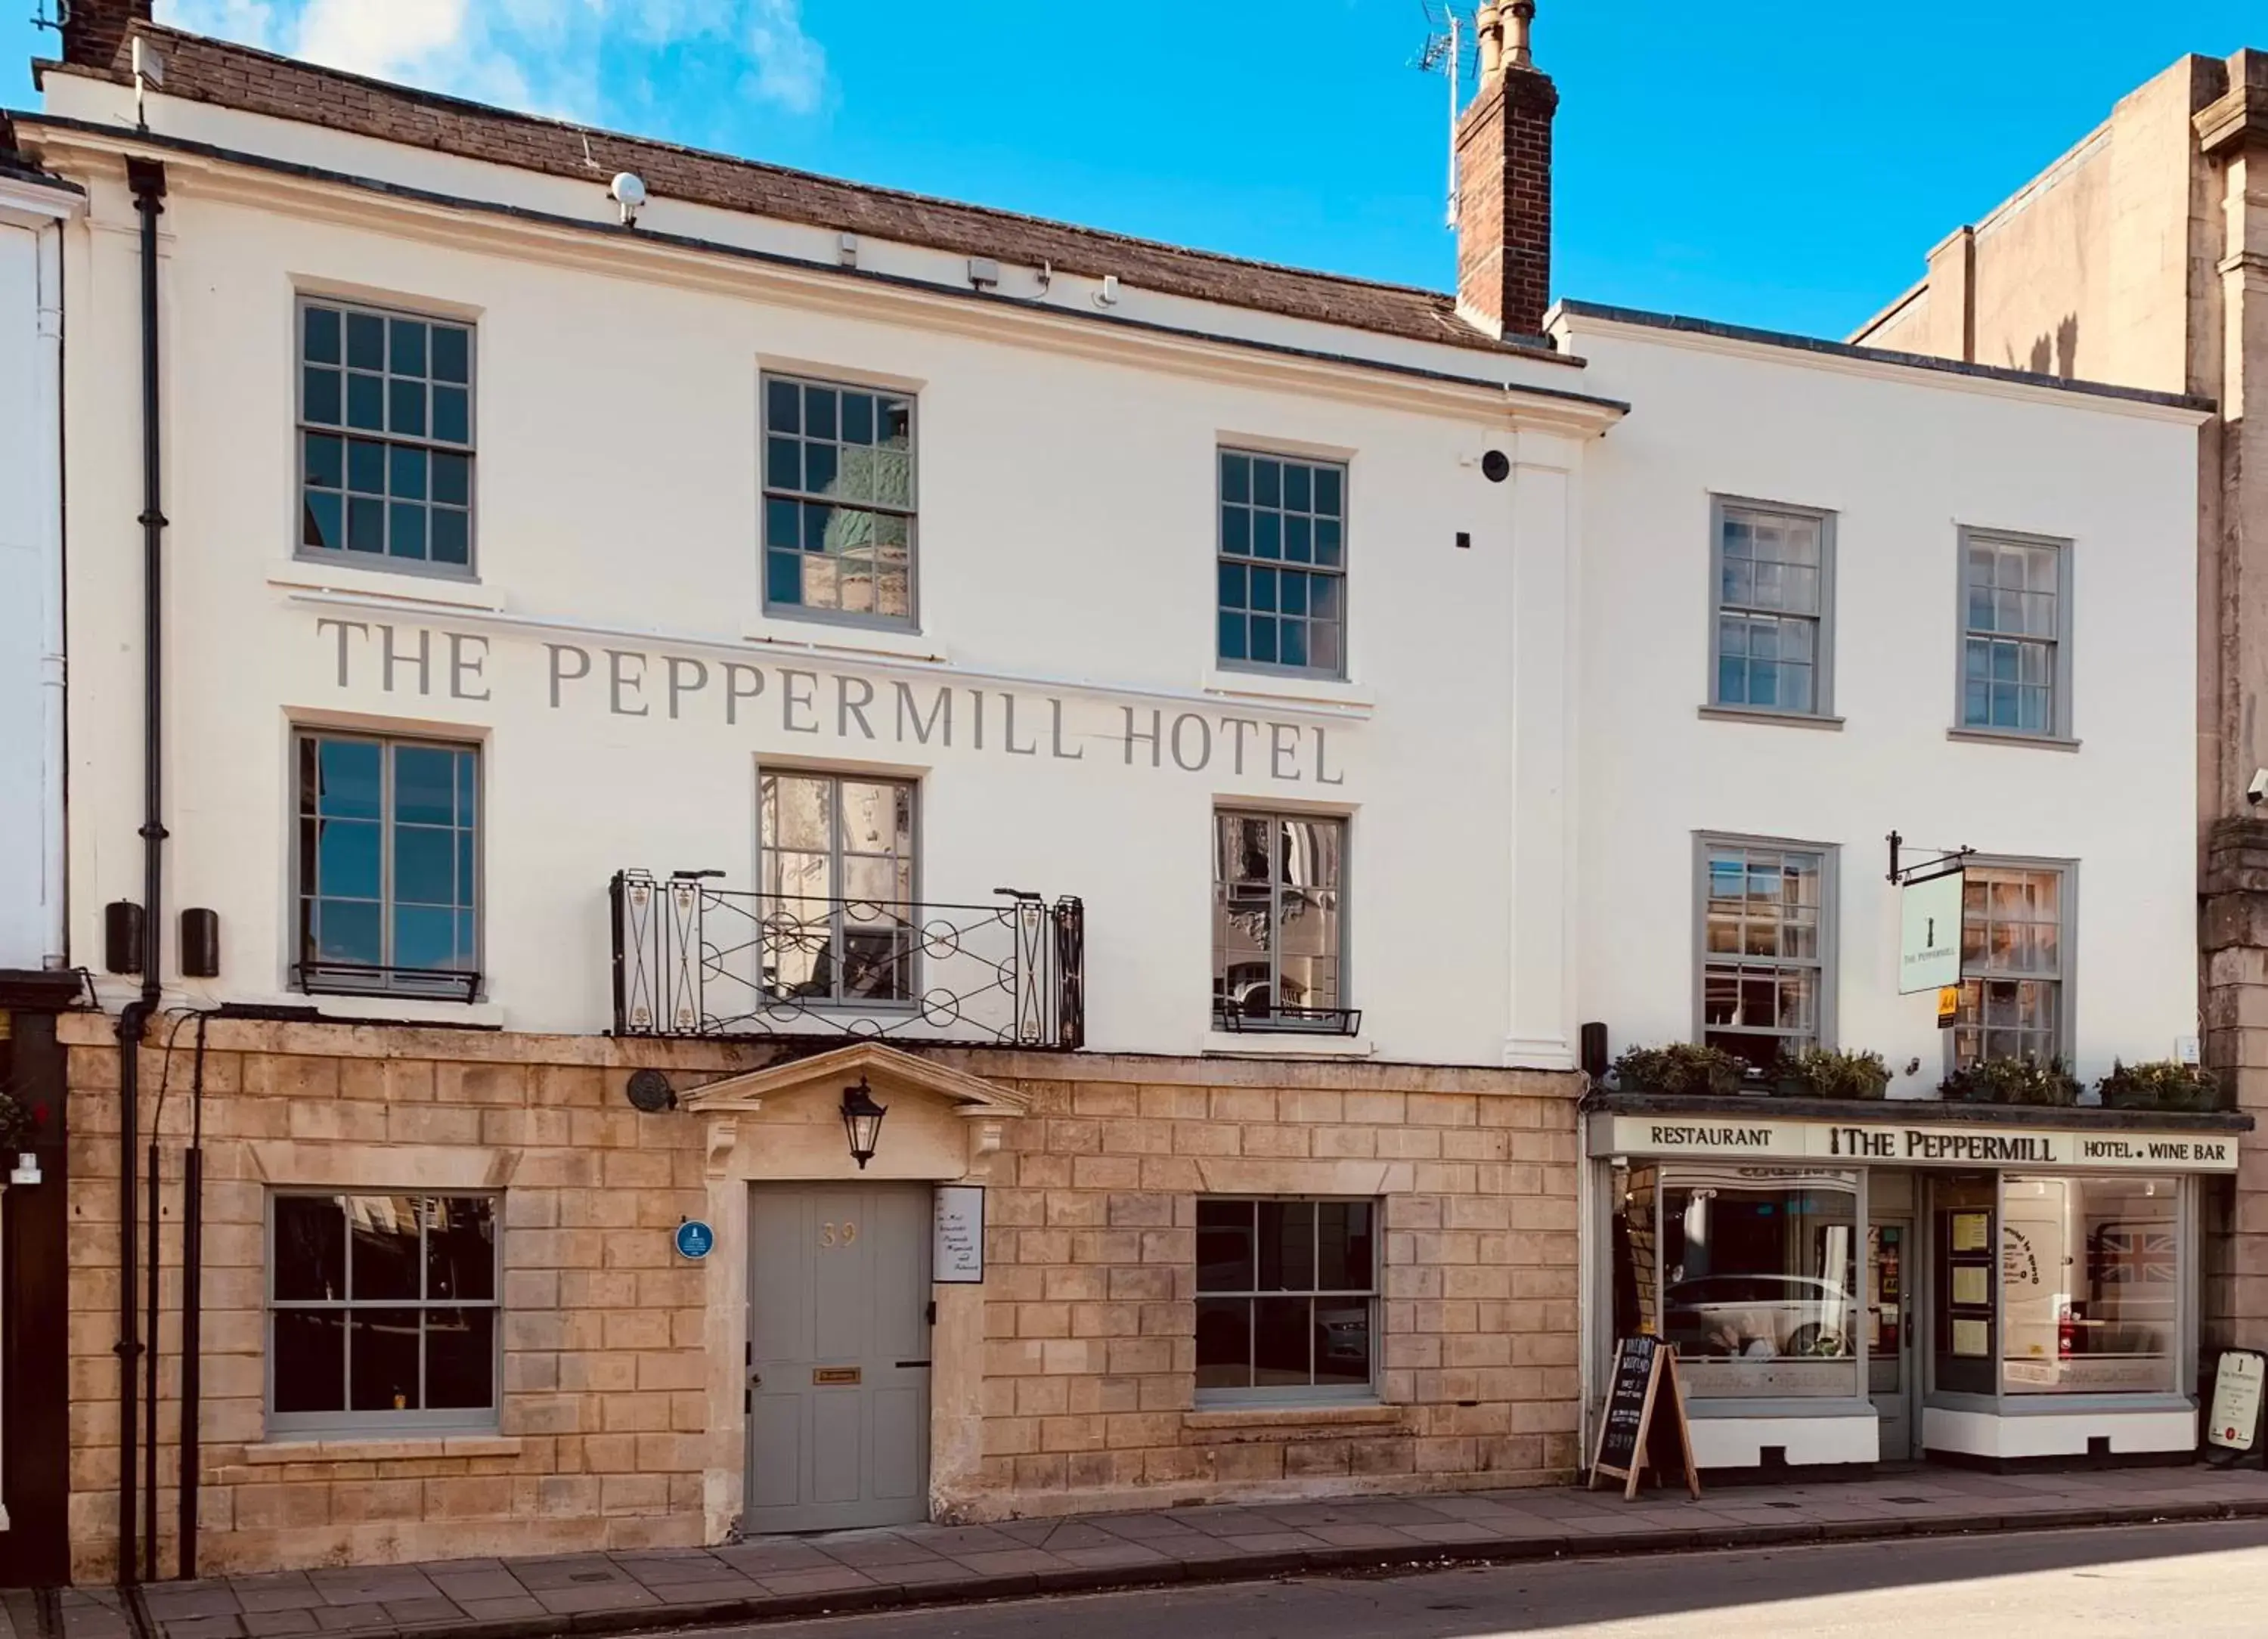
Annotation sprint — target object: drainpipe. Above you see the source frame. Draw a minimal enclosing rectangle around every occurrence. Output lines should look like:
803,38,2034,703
35,205,67,971
115,153,169,1588
177,1014,208,1579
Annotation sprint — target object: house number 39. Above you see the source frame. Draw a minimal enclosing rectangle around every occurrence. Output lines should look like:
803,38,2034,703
820,1220,857,1247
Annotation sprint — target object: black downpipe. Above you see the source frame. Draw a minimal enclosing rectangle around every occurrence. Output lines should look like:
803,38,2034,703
116,155,169,1588
178,1016,209,1579
142,1135,160,1581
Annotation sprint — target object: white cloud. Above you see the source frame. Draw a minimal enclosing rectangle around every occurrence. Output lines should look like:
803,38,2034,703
154,0,829,123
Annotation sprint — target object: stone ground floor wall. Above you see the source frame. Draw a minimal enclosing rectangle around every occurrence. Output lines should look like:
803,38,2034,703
57,1014,1579,1581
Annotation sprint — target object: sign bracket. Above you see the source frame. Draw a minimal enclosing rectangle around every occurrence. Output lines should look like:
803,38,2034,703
1887,830,1974,886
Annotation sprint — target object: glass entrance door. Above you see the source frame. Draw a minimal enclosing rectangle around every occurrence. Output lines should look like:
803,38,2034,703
1867,1217,1916,1459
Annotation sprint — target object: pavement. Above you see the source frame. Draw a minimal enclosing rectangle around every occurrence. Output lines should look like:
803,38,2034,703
39,1464,2268,1639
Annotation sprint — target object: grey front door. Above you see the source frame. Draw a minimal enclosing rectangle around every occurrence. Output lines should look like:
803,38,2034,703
1867,1217,1917,1461
745,1182,931,1532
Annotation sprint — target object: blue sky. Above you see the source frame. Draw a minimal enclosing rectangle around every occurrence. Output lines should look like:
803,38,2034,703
5,2,2263,339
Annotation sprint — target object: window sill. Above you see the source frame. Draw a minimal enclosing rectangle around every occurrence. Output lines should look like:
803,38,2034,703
240,988,508,1029
742,617,943,665
1946,727,2081,753
273,561,502,611
1183,1403,1400,1432
1697,705,1844,731
1202,668,1375,716
1203,1030,1374,1059
245,1435,516,1464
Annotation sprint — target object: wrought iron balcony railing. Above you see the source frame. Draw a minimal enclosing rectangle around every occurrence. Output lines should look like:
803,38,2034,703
610,870,1085,1049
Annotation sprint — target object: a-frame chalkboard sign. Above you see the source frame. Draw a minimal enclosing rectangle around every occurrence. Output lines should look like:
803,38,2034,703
1589,1335,1701,1501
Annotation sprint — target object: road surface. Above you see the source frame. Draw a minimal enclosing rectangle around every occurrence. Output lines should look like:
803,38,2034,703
723,1519,2268,1637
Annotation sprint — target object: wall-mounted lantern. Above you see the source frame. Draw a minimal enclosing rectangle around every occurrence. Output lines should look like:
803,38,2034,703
840,1077,888,1170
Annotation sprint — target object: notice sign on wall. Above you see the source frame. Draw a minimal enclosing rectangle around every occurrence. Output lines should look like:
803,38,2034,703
1900,869,1964,995
934,1185,984,1284
2208,1349,2266,1455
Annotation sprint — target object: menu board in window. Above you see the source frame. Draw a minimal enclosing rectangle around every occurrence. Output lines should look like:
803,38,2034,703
1934,1193,1997,1395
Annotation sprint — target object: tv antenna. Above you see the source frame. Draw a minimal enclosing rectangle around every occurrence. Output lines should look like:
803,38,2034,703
1413,2,1479,228
31,0,70,34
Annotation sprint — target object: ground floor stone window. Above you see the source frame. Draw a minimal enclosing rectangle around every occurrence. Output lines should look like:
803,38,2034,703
1194,1197,1377,1405
268,1191,500,1434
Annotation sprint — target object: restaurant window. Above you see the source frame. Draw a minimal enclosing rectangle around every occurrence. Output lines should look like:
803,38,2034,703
762,374,916,626
268,1192,498,1433
1218,449,1346,679
299,299,474,573
1697,837,1831,1073
1618,1163,1861,1399
1709,498,1833,717
1213,811,1346,1031
2002,1176,2178,1396
294,732,480,998
758,770,917,1006
1949,863,2069,1070
1195,1198,1376,1404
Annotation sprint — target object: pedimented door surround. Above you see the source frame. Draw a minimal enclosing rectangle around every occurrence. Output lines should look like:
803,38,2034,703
680,1042,1027,1539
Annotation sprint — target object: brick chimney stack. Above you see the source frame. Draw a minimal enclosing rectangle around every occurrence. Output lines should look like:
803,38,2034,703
60,0,152,69
1455,0,1557,341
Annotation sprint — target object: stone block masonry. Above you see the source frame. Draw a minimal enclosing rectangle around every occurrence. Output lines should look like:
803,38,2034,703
54,1014,1579,1580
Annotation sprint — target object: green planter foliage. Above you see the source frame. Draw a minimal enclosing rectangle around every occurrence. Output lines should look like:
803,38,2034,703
2097,1059,2219,1113
1612,1043,1746,1098
1776,1048,1891,1100
1940,1057,2081,1108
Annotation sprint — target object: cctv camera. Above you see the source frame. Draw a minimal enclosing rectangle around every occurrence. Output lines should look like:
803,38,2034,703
2250,769,2268,806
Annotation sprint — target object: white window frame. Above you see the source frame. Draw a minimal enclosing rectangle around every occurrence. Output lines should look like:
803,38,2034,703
1950,526,2076,745
1692,832,1839,1063
1944,856,2077,1074
1706,495,1838,723
759,371,919,632
265,1189,503,1437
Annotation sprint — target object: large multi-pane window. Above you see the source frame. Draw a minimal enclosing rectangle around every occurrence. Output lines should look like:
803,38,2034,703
1616,1164,1861,1401
268,1192,498,1433
1950,863,2068,1067
1710,500,1832,717
1959,531,2068,738
1697,838,1830,1071
1218,450,1346,678
1212,811,1346,1030
1195,1198,1377,1403
295,733,480,997
762,375,915,625
299,299,474,571
758,771,918,1005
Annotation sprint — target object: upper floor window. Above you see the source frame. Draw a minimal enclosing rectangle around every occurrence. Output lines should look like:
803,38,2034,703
1950,863,2069,1069
1697,835,1832,1073
759,770,918,1005
299,299,474,573
762,375,915,627
1213,810,1347,1032
1709,499,1833,717
295,731,480,999
1958,531,2071,739
1218,450,1346,679
268,1191,498,1434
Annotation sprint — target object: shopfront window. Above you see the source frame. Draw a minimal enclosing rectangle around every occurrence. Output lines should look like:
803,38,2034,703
1616,1165,1860,1399
2002,1176,2179,1395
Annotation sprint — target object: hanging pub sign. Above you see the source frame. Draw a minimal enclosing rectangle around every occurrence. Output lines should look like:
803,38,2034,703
1590,1336,1700,1501
2208,1349,2266,1461
1899,869,1965,995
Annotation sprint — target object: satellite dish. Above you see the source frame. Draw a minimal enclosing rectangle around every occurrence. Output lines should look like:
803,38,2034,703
610,171,648,225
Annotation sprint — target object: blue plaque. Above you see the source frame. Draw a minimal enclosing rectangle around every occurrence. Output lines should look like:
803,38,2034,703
674,1219,715,1260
